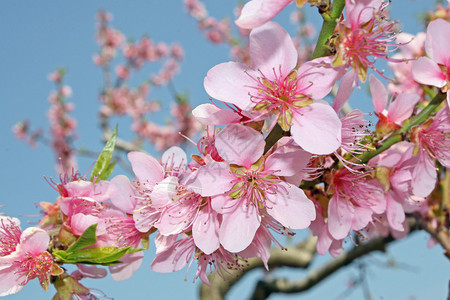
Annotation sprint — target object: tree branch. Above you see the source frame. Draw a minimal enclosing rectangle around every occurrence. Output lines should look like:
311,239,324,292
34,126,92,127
199,237,317,300
249,234,394,299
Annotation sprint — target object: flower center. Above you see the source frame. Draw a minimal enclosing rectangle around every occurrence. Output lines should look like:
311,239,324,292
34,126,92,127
245,68,312,130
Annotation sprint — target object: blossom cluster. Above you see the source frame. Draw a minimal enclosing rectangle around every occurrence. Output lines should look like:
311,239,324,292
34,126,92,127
5,0,450,298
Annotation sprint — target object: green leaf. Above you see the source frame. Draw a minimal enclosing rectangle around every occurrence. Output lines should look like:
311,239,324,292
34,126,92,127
61,247,131,264
67,224,97,253
90,125,118,181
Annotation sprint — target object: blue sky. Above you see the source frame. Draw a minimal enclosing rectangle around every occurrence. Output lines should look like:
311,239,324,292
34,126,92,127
0,1,448,299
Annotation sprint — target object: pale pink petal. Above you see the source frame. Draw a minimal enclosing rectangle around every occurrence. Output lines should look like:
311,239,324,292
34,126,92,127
412,153,437,198
238,227,271,269
109,251,144,281
387,93,420,125
327,195,354,240
71,214,99,236
65,180,94,197
291,103,341,155
192,103,241,125
0,265,24,296
265,183,315,229
412,57,446,88
75,264,107,279
425,19,450,66
193,206,220,255
154,233,178,254
156,202,194,236
345,0,382,27
151,238,194,273
150,176,178,207
215,124,265,167
211,194,237,214
19,227,50,255
333,70,355,113
386,193,405,231
369,74,388,115
184,162,234,196
127,152,164,186
204,62,257,111
109,175,136,214
265,140,312,176
162,146,187,171
220,203,261,252
351,206,373,231
250,22,298,75
235,0,293,29
297,56,344,99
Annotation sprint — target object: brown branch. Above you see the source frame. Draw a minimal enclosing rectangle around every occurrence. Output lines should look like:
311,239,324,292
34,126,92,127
249,234,394,300
199,236,317,300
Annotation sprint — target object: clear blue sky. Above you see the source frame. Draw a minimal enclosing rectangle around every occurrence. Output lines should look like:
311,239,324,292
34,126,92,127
0,1,448,299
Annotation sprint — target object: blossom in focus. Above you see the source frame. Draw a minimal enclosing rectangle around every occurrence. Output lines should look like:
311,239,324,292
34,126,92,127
204,22,342,154
412,18,450,106
0,217,62,296
332,0,402,83
185,124,315,252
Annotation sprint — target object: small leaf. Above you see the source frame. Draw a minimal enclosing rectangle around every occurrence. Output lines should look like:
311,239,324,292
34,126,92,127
67,224,97,253
90,125,118,181
63,247,131,264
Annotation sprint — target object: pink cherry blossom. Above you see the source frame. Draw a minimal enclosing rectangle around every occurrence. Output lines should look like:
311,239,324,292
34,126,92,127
0,217,59,296
333,0,403,83
327,167,386,240
412,19,450,106
369,75,420,134
411,106,450,197
186,124,316,252
204,22,342,154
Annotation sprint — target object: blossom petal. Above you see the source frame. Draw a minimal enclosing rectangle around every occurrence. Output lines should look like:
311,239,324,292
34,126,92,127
412,57,446,88
327,195,354,240
19,227,50,255
369,74,388,115
162,146,187,171
387,93,420,125
193,206,220,255
386,193,405,231
109,175,136,214
0,265,24,297
235,0,293,29
109,251,143,281
204,62,257,110
425,19,450,66
128,152,164,186
220,203,260,252
192,103,241,125
297,56,343,99
215,124,265,167
184,162,234,196
333,70,355,113
265,182,315,229
291,103,341,155
265,140,312,176
412,153,437,198
151,238,194,273
250,22,298,75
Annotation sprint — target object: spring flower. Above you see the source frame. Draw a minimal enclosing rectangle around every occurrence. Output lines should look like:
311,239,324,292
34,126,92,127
185,124,315,252
412,19,450,106
204,22,342,154
0,217,61,296
332,0,402,83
